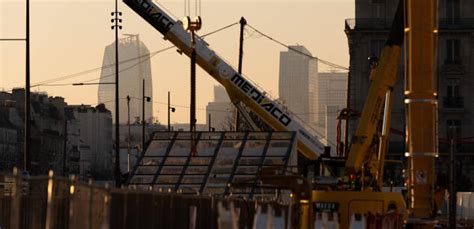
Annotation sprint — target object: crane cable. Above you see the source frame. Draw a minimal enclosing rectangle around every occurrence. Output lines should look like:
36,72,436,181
184,0,201,18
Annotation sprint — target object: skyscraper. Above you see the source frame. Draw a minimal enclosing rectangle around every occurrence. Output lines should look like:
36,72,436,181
279,45,318,129
98,35,153,124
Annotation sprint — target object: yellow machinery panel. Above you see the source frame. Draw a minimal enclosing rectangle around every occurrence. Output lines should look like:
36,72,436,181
312,191,406,228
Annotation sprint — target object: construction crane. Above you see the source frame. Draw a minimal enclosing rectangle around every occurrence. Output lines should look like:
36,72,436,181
344,0,405,190
124,0,438,227
311,0,439,227
305,1,408,228
122,0,327,161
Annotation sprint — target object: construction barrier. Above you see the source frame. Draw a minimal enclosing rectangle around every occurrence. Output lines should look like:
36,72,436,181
451,192,474,227
314,212,340,229
457,192,474,220
348,213,402,229
0,170,289,229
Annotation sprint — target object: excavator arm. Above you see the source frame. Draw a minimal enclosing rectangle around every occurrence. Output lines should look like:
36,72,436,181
123,0,327,159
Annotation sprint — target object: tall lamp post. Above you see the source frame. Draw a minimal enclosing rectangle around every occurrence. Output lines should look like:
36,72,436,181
111,0,122,187
126,95,131,172
167,91,175,131
25,0,31,173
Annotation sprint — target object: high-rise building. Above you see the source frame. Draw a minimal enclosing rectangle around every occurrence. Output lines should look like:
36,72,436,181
206,86,235,131
346,0,474,185
98,35,153,124
279,45,318,129
315,72,347,150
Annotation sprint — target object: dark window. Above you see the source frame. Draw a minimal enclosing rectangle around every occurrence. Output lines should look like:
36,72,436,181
447,85,460,98
370,39,385,58
447,119,461,137
444,85,463,108
446,0,460,23
372,0,385,3
446,39,461,64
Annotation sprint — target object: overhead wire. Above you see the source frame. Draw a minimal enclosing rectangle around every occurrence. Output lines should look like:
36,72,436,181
238,24,345,147
35,83,75,87
246,24,349,71
79,46,175,84
77,22,238,85
127,96,229,113
123,94,344,116
30,50,163,87
11,22,239,89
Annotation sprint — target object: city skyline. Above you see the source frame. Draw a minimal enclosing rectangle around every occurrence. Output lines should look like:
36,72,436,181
0,0,352,125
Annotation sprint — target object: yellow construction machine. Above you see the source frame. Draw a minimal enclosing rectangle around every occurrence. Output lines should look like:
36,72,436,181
124,0,438,227
299,1,407,227
304,0,439,227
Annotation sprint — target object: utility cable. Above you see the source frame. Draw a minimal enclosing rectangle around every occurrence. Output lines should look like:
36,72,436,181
128,96,230,113
246,24,349,71
84,23,238,84
31,51,159,87
19,22,239,88
79,46,175,84
201,22,238,37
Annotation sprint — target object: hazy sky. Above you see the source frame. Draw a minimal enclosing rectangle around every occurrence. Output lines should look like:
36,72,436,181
1,0,354,125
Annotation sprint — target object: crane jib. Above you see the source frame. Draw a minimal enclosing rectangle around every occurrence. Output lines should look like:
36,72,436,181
124,0,326,157
230,74,292,127
128,0,175,34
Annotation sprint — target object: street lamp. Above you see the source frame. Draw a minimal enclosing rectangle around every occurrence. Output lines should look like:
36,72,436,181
168,91,176,131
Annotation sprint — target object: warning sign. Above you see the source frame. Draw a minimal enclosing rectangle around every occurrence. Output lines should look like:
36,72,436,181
415,170,427,184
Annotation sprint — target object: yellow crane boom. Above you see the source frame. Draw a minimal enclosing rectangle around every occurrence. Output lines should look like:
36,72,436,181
345,0,404,176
